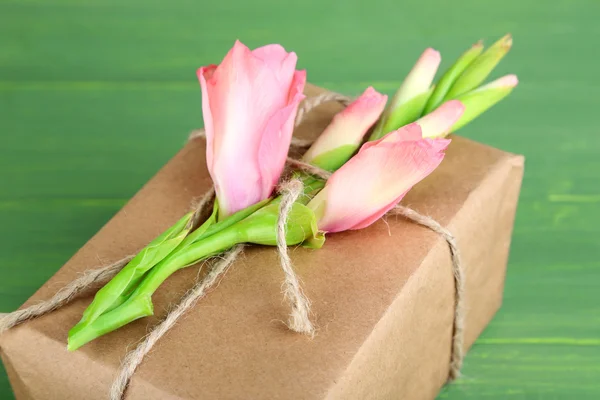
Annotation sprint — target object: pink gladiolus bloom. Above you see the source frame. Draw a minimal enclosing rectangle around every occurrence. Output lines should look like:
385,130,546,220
393,48,441,107
302,86,387,170
198,40,306,217
308,124,449,233
369,48,441,141
415,100,465,138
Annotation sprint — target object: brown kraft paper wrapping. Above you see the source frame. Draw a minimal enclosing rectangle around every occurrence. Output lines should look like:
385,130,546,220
0,84,524,400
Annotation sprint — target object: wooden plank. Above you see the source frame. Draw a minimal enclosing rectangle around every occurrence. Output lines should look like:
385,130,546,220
1,0,599,398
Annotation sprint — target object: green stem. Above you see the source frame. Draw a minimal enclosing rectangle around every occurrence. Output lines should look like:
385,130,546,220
136,228,240,297
101,273,148,314
67,227,242,351
67,295,154,352
101,201,265,313
294,172,326,203
69,212,198,337
68,182,323,350
70,205,223,339
180,198,270,246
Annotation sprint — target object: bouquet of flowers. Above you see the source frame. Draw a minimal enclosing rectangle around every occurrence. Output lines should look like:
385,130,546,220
67,35,517,351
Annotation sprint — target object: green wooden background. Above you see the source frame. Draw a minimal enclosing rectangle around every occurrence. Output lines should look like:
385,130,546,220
1,0,599,398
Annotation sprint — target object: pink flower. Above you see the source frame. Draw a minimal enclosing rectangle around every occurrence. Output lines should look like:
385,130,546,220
370,48,441,140
198,40,306,217
302,87,387,171
414,100,465,138
392,48,441,106
307,124,449,233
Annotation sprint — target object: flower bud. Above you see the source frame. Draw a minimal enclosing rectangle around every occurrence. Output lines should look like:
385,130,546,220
423,41,483,114
369,48,441,140
451,74,518,131
445,34,513,99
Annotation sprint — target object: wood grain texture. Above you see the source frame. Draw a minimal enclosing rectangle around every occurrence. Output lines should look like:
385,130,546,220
1,0,599,398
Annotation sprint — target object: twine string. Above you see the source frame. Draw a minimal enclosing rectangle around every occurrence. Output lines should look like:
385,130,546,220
390,205,465,379
109,246,243,400
294,91,352,126
0,256,134,334
275,178,314,335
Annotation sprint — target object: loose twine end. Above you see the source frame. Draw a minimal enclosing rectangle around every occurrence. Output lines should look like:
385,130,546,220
276,178,315,336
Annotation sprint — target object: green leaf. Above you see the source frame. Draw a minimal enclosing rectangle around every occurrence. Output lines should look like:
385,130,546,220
369,90,432,141
384,89,433,132
446,34,512,99
423,42,483,114
69,199,282,349
68,193,328,350
451,86,515,131
69,211,196,336
100,206,220,315
369,89,433,141
68,295,154,351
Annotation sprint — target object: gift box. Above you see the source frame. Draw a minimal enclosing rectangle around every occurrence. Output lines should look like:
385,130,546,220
0,84,524,400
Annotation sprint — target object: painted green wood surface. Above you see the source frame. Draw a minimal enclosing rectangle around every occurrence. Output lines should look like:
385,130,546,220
1,0,599,398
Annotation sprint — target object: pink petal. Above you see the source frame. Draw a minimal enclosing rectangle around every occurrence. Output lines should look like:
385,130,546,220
252,44,289,65
350,189,410,230
314,125,448,232
416,100,465,138
361,122,423,151
392,48,441,107
197,40,303,216
197,65,218,168
253,45,298,97
303,86,387,162
204,41,256,163
258,70,306,199
429,137,452,152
